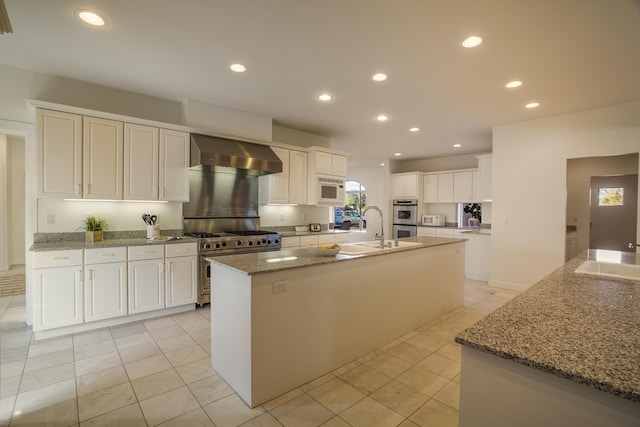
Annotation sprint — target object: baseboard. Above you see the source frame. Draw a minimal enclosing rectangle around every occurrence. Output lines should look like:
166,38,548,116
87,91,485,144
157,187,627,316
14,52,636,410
488,279,530,292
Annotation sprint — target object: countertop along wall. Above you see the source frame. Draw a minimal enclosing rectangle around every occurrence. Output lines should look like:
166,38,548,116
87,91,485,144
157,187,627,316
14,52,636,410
492,100,640,290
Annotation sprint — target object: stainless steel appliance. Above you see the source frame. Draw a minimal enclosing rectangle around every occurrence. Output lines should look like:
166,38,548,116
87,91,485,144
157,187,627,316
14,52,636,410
184,228,281,305
392,199,418,238
422,214,445,226
184,134,284,305
316,176,346,206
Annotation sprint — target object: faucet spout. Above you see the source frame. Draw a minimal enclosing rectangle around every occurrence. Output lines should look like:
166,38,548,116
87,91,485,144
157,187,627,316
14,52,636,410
361,205,384,248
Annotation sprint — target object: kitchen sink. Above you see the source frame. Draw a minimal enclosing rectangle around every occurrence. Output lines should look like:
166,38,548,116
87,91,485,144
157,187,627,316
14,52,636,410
339,240,422,255
575,260,640,281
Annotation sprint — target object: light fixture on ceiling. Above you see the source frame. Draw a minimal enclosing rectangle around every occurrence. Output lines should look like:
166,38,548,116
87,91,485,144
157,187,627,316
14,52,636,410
505,80,522,88
453,144,462,148
376,114,389,122
394,153,402,157
75,10,108,27
525,102,540,109
317,93,333,102
0,0,13,34
409,127,419,132
372,73,387,82
461,35,482,48
230,63,246,73
380,163,385,167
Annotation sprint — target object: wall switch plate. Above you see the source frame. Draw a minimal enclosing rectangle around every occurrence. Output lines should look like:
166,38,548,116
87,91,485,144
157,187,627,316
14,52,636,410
47,214,55,224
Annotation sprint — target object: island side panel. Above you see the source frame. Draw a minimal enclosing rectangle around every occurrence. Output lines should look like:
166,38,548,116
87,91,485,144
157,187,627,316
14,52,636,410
210,265,254,406
249,242,465,406
459,347,640,427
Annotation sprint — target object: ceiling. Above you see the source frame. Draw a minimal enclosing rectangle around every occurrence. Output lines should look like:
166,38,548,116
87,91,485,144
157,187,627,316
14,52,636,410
1,1,640,168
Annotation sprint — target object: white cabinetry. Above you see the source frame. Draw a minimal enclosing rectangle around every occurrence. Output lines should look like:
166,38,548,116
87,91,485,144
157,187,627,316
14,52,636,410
33,250,84,330
37,109,83,198
300,235,320,247
423,174,438,203
453,171,473,202
165,243,198,307
417,227,437,237
437,173,454,202
159,129,190,201
260,147,308,205
281,233,349,248
83,116,124,199
128,245,165,314
423,170,478,203
84,247,127,322
463,232,491,281
476,154,492,202
308,148,347,177
392,172,422,199
472,170,480,202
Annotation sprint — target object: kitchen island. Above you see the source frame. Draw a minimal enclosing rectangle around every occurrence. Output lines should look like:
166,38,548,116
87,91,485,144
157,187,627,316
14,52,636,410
208,236,466,407
456,249,640,427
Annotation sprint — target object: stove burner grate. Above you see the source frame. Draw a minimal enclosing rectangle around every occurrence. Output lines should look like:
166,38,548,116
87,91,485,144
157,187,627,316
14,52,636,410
226,230,278,236
185,232,221,238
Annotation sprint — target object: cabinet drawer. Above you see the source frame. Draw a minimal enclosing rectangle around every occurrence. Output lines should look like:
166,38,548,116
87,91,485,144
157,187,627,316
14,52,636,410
281,237,301,248
165,242,197,258
34,250,83,268
334,233,350,243
318,234,335,244
128,245,164,261
435,228,455,237
300,235,320,247
85,247,127,264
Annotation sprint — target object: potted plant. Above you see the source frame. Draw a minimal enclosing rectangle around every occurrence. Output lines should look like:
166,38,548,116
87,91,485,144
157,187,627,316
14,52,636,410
84,216,107,242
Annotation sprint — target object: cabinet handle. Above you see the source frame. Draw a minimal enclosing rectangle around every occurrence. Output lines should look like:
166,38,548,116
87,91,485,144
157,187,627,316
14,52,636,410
78,183,82,193
100,253,116,257
159,263,164,273
52,256,69,260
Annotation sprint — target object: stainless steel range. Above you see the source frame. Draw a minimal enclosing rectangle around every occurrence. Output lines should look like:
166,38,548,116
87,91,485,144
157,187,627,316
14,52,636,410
183,133,285,305
184,229,281,305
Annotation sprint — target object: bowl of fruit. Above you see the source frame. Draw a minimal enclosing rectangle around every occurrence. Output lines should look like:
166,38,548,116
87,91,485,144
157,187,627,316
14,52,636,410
308,243,341,256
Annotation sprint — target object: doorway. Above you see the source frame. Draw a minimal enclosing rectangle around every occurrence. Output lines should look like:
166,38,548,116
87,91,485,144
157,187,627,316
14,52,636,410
589,174,638,252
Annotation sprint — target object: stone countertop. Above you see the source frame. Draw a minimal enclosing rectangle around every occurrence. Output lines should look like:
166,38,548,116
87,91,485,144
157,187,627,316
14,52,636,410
456,250,640,402
278,229,351,238
459,229,492,235
30,236,198,252
207,236,465,276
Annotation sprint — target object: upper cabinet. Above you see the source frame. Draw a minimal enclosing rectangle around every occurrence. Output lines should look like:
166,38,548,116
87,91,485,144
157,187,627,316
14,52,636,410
83,116,124,199
422,169,476,203
453,171,473,202
309,148,347,177
423,174,438,203
392,172,422,199
37,109,83,198
476,154,492,202
260,147,308,205
38,107,189,202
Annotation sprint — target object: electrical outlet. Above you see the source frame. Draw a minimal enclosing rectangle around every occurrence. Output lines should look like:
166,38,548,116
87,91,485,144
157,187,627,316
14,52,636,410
273,281,288,294
47,214,55,224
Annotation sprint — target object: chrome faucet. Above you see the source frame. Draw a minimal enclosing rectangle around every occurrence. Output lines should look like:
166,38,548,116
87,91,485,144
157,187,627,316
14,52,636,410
360,205,384,248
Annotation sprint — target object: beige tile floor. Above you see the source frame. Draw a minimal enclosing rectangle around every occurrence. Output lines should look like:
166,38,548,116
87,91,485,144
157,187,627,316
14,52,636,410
0,281,521,426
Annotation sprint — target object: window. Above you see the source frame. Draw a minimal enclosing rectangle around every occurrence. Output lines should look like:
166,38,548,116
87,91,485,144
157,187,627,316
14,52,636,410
598,187,624,206
334,180,367,229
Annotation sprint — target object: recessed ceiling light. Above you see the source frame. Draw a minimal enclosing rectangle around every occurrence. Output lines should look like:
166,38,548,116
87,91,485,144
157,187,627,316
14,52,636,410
409,127,419,132
461,36,482,48
394,153,402,156
453,144,462,148
372,73,387,82
76,10,107,27
377,114,389,122
525,102,540,109
317,93,333,102
380,163,385,167
505,80,522,88
230,64,246,73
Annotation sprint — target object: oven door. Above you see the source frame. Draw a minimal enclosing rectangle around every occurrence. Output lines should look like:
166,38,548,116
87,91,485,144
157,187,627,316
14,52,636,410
392,224,417,239
393,204,418,225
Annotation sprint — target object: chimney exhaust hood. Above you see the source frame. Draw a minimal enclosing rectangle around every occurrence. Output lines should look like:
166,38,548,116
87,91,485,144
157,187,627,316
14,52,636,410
190,133,283,176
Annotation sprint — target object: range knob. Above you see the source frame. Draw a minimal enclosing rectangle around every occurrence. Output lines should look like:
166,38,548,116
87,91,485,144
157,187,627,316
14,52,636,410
261,239,267,244
203,243,211,250
235,240,242,246
221,242,227,247
274,238,280,244
256,240,261,245
248,241,253,246
214,243,221,249
267,239,272,244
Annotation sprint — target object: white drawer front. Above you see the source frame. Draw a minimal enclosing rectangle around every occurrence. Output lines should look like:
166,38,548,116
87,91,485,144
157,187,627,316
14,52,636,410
35,250,83,268
435,228,455,237
165,242,197,258
334,233,350,243
300,235,319,247
128,245,164,261
318,234,335,244
85,247,127,264
281,237,301,248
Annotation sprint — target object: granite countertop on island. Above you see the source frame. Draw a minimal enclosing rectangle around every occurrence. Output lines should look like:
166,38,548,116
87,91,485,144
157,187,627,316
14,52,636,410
207,235,465,276
456,250,640,402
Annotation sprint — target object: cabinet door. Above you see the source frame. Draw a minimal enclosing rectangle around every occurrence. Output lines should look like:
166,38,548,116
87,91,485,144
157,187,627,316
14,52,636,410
331,154,347,177
300,235,320,247
472,170,480,202
417,227,437,237
159,129,190,201
423,174,438,203
128,259,165,314
83,116,124,199
281,236,301,248
289,150,308,204
124,123,159,200
33,266,83,330
478,155,493,201
453,171,473,202
437,173,454,202
85,262,127,321
314,151,334,175
166,256,197,307
261,147,290,204
37,109,83,198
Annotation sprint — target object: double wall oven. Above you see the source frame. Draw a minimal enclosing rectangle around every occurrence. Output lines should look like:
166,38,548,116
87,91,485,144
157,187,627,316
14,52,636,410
391,199,418,239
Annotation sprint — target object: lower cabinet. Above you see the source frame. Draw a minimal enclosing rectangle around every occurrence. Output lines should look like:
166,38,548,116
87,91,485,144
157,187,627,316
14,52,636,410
282,232,350,248
128,258,165,314
166,256,197,307
85,247,127,322
33,265,84,330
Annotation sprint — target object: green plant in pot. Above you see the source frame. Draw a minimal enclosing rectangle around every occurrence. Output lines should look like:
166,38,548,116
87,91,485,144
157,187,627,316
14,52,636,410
84,216,107,242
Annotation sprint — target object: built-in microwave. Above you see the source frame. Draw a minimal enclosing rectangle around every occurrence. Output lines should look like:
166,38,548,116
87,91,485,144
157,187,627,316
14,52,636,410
316,176,345,206
422,214,445,226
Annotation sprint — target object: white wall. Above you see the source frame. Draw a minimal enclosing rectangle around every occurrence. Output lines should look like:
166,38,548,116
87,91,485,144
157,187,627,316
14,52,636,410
8,136,25,264
346,163,390,242
392,154,479,174
491,101,640,289
259,205,332,228
272,125,331,149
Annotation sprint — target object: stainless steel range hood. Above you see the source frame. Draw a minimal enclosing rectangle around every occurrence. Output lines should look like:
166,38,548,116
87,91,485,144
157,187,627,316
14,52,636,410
190,134,282,176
